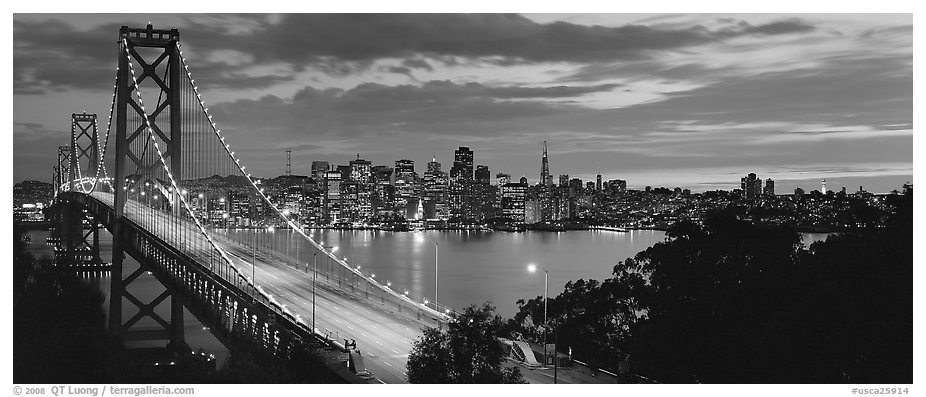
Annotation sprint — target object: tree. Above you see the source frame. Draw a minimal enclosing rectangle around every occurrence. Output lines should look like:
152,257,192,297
407,303,524,383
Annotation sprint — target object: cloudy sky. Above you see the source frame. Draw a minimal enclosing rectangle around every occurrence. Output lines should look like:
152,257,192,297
13,13,912,193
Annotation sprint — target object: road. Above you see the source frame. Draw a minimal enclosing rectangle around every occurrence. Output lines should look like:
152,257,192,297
91,192,425,383
86,192,581,384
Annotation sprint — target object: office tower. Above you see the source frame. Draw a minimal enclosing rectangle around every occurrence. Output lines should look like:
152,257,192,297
475,165,490,185
496,173,511,186
742,173,759,200
324,170,342,223
424,156,448,219
596,174,602,191
336,165,351,181
607,179,627,193
395,159,415,176
822,179,827,193
373,166,394,218
500,181,528,222
450,146,474,182
559,174,569,187
350,154,372,184
764,178,775,197
524,199,542,223
540,141,550,187
395,159,417,213
311,161,328,182
348,154,373,220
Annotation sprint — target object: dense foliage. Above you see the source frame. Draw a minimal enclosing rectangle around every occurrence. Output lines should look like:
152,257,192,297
407,303,525,383
509,192,912,383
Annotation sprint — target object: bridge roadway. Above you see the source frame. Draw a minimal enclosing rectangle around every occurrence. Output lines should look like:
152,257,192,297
89,192,421,383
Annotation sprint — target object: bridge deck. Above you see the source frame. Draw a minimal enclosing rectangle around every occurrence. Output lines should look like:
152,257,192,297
90,192,422,383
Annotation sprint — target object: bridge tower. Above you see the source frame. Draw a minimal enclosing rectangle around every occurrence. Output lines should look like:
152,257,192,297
70,112,100,191
112,24,187,354
52,114,106,270
56,145,72,193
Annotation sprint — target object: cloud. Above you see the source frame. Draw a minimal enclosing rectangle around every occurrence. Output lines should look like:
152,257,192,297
209,80,608,140
183,14,817,71
13,17,295,94
402,58,433,71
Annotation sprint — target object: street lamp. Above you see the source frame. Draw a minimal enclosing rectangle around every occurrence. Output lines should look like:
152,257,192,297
527,263,549,368
312,251,317,334
430,238,439,314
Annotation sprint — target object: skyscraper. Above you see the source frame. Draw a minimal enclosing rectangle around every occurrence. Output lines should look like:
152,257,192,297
372,165,394,218
450,146,474,182
501,181,528,222
475,165,490,185
311,161,328,182
423,156,448,219
394,159,417,213
496,173,511,186
764,178,775,197
742,173,760,200
324,170,342,223
349,154,373,220
540,141,551,187
596,174,602,191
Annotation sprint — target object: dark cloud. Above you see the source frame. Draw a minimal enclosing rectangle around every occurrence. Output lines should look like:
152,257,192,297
208,80,606,140
183,14,817,70
14,17,293,94
13,14,818,93
14,19,121,93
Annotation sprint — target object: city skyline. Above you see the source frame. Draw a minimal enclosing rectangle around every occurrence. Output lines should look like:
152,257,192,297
13,13,912,193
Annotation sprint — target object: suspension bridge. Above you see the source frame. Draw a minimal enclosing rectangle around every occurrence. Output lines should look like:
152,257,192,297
46,24,452,384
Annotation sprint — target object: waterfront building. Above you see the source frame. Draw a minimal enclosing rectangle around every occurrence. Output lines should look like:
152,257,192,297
373,166,395,218
423,156,449,220
540,141,551,187
450,146,474,182
394,159,418,214
524,199,542,223
325,170,342,223
500,182,528,222
349,154,373,220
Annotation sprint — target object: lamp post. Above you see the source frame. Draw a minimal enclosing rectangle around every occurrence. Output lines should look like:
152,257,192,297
321,244,338,282
312,244,337,333
429,238,439,312
312,252,317,334
527,263,549,369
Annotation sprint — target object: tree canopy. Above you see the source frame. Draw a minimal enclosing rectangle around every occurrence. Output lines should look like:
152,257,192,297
509,194,912,383
407,303,524,383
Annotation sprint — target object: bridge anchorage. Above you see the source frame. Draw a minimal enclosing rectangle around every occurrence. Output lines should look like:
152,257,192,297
47,23,457,383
